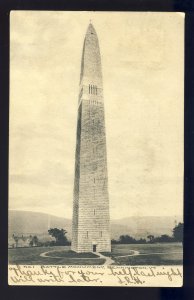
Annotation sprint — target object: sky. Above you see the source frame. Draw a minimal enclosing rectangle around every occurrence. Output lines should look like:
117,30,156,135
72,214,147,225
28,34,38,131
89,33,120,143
9,11,184,219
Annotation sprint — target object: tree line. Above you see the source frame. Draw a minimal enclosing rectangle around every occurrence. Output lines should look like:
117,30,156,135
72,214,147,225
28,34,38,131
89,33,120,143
14,222,183,248
111,222,183,244
46,222,183,246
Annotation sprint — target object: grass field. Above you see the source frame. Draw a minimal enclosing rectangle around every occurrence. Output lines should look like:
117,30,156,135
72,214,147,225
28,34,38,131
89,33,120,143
8,246,105,265
48,250,99,258
110,243,183,265
8,243,183,265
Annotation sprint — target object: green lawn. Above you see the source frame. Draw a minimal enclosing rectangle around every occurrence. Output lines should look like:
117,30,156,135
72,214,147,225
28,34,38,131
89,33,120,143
110,243,183,265
8,243,183,266
8,246,105,265
48,250,99,258
100,250,134,257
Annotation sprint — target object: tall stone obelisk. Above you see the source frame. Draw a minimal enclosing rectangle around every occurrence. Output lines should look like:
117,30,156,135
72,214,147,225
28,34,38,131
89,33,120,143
71,23,111,253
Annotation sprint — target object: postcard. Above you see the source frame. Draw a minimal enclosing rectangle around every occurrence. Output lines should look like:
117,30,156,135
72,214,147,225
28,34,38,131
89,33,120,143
8,11,184,286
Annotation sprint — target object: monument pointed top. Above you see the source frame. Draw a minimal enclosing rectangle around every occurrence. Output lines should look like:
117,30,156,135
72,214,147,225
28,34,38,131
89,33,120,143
80,22,102,85
86,22,96,36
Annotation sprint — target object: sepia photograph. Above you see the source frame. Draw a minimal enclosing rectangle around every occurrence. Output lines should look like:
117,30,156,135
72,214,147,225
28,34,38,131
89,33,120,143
8,11,184,286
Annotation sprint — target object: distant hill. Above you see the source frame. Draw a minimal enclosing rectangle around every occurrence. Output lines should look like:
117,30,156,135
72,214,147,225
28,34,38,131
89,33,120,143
9,210,72,239
9,210,183,240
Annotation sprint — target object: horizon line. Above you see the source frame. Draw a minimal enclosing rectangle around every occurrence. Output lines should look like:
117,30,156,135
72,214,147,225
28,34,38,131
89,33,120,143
9,209,183,221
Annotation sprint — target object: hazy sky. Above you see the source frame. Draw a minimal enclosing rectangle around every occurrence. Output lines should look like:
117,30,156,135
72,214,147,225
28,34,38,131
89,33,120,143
9,11,184,219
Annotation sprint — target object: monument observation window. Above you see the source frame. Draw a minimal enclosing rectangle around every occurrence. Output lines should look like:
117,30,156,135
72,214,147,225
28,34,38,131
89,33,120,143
89,85,98,95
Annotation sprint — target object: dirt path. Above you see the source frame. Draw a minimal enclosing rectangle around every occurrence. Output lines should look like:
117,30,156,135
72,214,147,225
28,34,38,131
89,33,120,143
40,250,101,260
40,250,61,258
40,250,115,265
96,252,115,265
40,249,174,265
116,250,139,258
